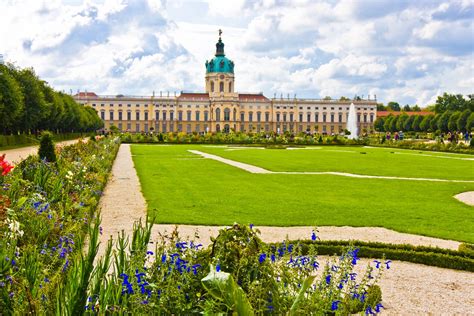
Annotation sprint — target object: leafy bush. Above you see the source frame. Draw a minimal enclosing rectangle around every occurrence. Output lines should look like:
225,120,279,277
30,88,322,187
38,131,57,162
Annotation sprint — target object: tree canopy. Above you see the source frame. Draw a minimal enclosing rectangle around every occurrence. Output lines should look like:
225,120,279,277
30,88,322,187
0,63,103,134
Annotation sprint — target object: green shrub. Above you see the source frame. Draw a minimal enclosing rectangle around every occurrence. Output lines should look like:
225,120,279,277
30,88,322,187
38,131,56,162
459,243,474,254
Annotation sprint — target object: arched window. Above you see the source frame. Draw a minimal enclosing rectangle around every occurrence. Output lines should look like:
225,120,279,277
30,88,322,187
219,82,224,92
216,108,221,121
210,81,214,92
224,108,230,121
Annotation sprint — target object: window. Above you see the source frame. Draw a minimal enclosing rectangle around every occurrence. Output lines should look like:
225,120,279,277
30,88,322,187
228,82,232,92
283,113,287,122
162,111,167,121
187,111,192,121
338,113,342,122
276,113,280,122
323,114,327,122
257,112,261,122
187,124,191,133
204,111,209,121
315,113,319,122
144,112,148,120
109,111,114,121
211,81,214,92
265,112,269,122
219,82,224,92
357,114,361,122
289,113,294,122
364,114,367,123
196,111,200,121
249,112,253,122
224,108,230,121
118,111,123,121
127,112,131,121
241,112,245,122
101,111,105,120
307,114,311,122
215,108,221,121
110,103,114,107
170,111,174,121
330,114,334,123
127,104,131,107
136,111,140,121
155,111,159,120
119,104,122,107
178,111,183,121
92,103,96,107
370,113,374,123
299,113,303,122
136,123,140,132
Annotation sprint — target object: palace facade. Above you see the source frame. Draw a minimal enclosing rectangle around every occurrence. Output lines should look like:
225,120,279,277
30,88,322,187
75,34,377,135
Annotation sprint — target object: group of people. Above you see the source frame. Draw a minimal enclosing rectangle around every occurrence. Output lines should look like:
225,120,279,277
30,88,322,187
385,131,405,141
441,131,472,143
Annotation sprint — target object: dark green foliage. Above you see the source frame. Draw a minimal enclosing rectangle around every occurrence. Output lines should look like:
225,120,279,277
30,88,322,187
435,93,474,113
38,131,56,162
458,243,474,254
0,63,103,134
282,240,474,272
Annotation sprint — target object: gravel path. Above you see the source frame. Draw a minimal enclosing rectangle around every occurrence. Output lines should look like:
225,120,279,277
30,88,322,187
1,138,87,163
97,144,474,314
189,150,474,183
455,191,474,206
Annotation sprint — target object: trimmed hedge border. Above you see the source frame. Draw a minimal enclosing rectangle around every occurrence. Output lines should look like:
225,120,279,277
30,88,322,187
0,132,85,148
269,240,474,272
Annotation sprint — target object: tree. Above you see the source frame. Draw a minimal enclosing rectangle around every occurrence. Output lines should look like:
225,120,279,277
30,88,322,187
389,115,399,132
376,103,386,111
437,111,451,133
323,96,332,100
457,109,471,132
431,114,441,132
14,68,48,132
403,115,415,131
0,65,24,133
420,115,433,132
403,104,411,111
412,115,423,132
434,93,469,113
374,117,385,131
466,112,474,132
412,105,421,112
383,115,393,132
396,113,408,131
339,96,350,101
387,102,400,111
448,112,460,131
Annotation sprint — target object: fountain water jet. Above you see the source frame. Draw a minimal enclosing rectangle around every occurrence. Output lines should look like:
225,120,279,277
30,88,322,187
346,103,358,139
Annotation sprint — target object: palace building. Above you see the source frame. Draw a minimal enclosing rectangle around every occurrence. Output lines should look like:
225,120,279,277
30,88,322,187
74,32,377,135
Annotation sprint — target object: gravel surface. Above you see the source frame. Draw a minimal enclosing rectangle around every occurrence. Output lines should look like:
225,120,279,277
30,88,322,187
97,144,474,315
454,191,474,206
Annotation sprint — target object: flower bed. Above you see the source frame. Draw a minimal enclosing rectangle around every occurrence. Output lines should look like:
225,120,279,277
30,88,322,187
0,137,119,313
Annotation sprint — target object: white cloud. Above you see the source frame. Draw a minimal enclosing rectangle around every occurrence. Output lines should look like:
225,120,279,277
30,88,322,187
0,0,472,107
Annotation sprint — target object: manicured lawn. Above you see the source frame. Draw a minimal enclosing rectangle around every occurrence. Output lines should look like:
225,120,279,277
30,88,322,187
131,144,474,243
198,145,474,180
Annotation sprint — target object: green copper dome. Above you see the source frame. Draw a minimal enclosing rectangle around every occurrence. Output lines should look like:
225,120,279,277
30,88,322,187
205,36,234,74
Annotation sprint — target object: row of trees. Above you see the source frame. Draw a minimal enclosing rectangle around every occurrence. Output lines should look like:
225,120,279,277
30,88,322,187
376,102,422,112
374,110,474,133
0,63,103,134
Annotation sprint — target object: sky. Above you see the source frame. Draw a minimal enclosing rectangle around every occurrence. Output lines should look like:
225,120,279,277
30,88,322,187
0,0,473,106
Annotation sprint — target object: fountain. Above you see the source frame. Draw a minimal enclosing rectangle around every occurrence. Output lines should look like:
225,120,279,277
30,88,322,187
346,102,358,139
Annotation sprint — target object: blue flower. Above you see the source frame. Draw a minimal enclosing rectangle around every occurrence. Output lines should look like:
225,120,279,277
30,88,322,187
192,264,202,275
216,263,221,272
373,260,381,269
375,303,384,313
288,244,294,253
385,260,392,269
365,306,375,315
161,254,167,263
250,223,254,230
146,251,154,255
270,253,276,262
349,272,357,280
311,231,317,241
259,253,267,263
62,260,69,272
331,300,341,311
325,274,331,285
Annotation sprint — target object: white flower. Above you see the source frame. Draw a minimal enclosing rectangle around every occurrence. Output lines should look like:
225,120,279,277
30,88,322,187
6,218,24,238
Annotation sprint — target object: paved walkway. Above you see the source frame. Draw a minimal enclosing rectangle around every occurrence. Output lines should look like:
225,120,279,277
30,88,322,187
1,138,87,163
188,150,474,183
96,144,474,314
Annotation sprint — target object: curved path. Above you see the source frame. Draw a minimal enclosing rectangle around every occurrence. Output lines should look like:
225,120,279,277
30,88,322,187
97,144,474,314
1,138,88,163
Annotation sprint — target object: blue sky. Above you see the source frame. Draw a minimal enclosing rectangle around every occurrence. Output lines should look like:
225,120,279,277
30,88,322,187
1,0,473,106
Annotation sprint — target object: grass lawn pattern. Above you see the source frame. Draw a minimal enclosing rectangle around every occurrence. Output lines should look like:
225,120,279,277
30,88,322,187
131,144,474,243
